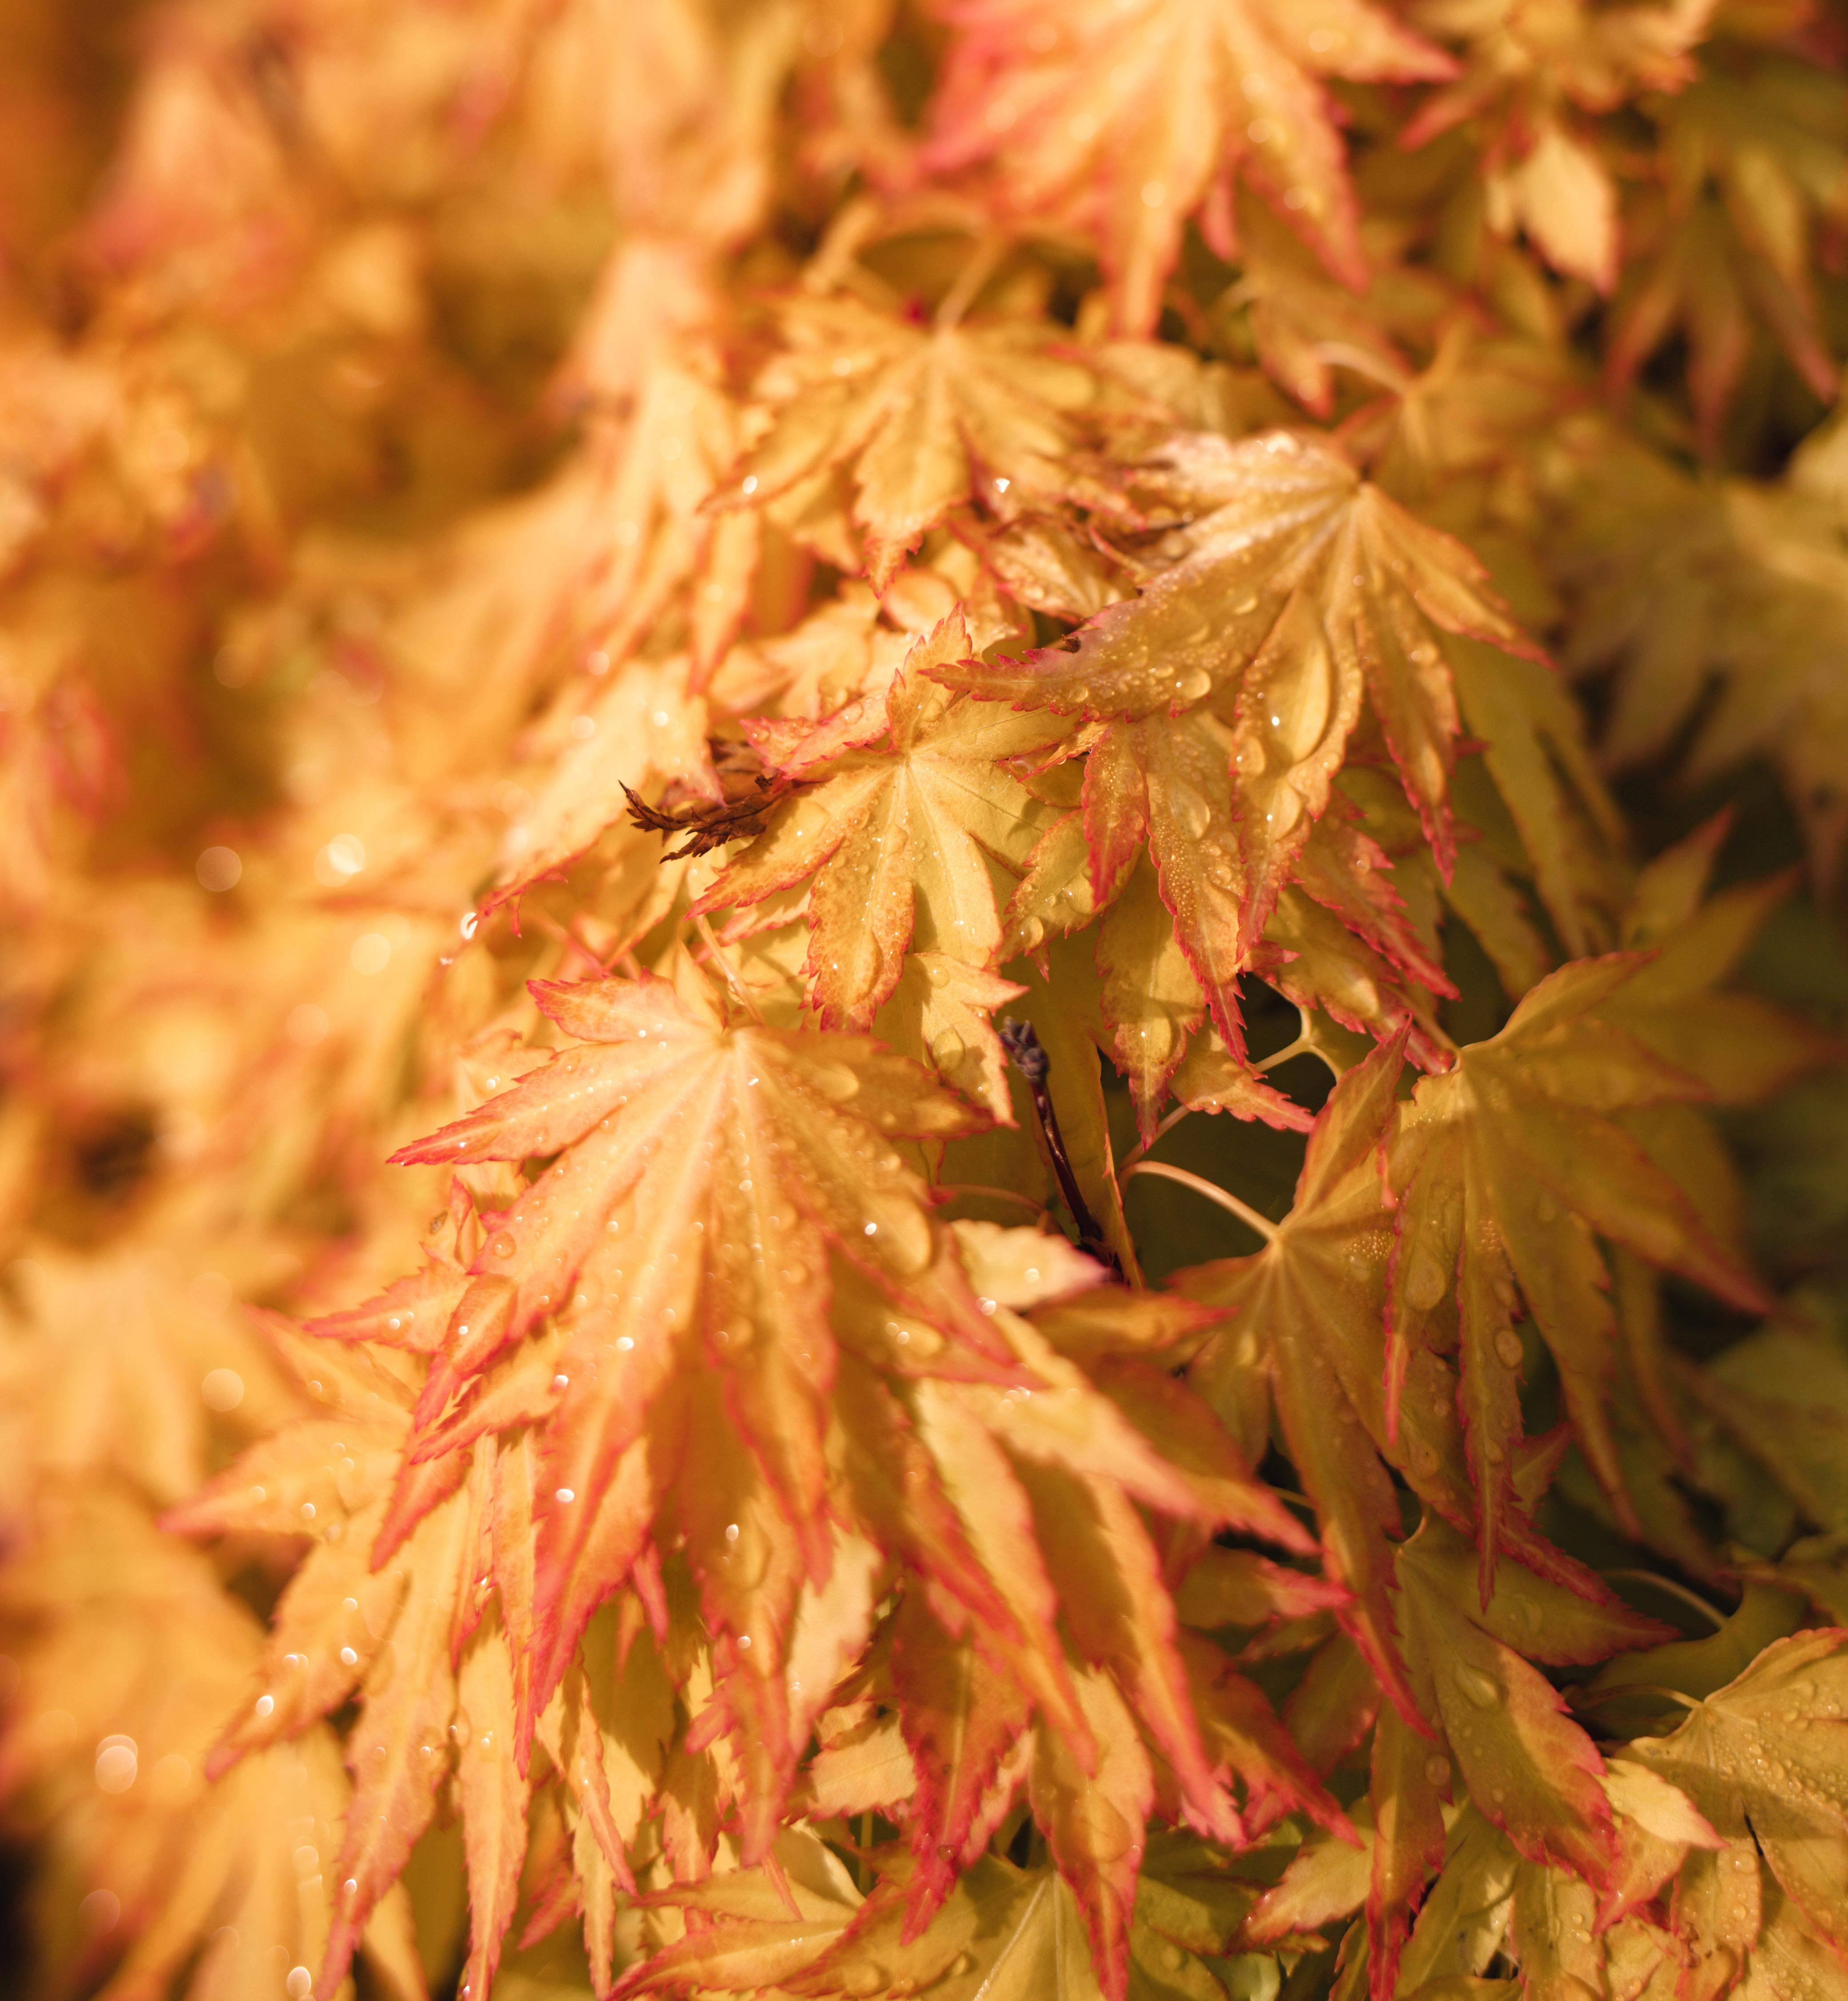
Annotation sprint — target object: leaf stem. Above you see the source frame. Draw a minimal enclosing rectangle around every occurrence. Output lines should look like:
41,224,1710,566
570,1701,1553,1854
1122,1161,1278,1244
936,232,1007,329
1310,341,1412,394
938,1183,1051,1221
1598,1569,1727,1631
1115,1104,1194,1186
692,912,766,1024
1570,1683,1704,1712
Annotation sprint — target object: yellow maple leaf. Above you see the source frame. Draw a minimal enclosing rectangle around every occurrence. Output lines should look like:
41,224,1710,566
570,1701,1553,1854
725,296,1114,589
696,613,1071,1028
941,429,1542,1049
925,0,1454,332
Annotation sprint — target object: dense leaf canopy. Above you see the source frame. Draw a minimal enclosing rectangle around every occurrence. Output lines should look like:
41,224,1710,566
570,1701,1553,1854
0,5,1846,2001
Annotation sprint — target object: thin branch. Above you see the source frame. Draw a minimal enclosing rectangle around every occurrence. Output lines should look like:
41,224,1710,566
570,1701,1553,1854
1122,1161,1278,1243
999,1019,1122,1276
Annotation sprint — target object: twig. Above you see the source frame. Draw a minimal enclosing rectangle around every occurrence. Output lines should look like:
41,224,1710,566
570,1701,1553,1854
1122,1160,1278,1244
998,1019,1122,1276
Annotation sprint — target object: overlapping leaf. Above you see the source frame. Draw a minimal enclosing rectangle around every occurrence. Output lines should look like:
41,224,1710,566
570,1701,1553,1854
693,612,1070,1026
927,0,1454,330
1387,955,1770,1593
940,429,1540,1054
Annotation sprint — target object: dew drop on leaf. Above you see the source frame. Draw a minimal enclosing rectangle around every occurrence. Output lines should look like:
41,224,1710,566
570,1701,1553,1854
1454,1665,1502,1709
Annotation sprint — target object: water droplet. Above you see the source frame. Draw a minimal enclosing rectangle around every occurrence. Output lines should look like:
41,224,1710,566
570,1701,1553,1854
1403,1252,1448,1313
1175,668,1212,702
1454,1664,1500,1709
490,1232,516,1259
1424,1755,1450,1786
1494,1328,1524,1369
808,1062,860,1102
1175,790,1212,839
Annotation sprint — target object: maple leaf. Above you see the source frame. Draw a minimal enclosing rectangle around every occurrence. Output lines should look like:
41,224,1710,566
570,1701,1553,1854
165,1317,687,1997
626,1839,1279,2001
1398,0,1717,293
924,0,1454,332
569,357,761,681
1213,200,1416,420
0,1486,421,2001
694,612,1070,1028
1564,453,1848,886
875,952,1029,1123
939,429,1542,1050
382,974,1266,1906
482,654,714,916
1605,814,1844,1106
1625,1629,1848,1981
1182,1030,1480,1719
1608,57,1848,448
160,1330,486,1993
386,966,990,1724
17,5,1848,2000
722,296,1113,589
0,1235,301,1508
1389,1517,1667,1882
1386,955,1771,1596
1681,1300,1848,1540
707,578,940,725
